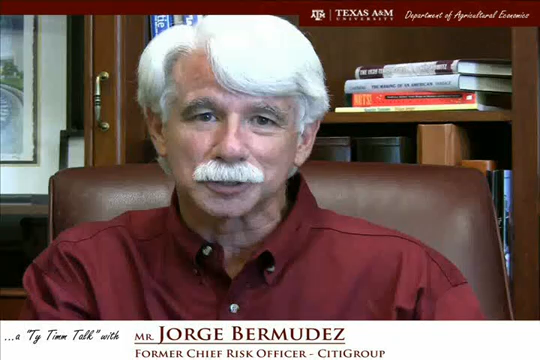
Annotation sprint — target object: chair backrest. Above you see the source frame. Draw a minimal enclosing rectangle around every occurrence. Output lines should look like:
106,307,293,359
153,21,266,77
49,161,513,319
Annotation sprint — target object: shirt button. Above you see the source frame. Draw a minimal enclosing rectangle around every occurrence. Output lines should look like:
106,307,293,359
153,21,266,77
229,303,240,314
201,245,213,256
266,265,275,273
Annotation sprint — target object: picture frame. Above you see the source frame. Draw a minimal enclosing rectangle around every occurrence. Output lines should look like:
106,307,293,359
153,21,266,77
0,15,38,164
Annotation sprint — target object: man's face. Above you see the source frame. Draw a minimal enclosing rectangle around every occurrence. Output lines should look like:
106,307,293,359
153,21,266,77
148,51,319,218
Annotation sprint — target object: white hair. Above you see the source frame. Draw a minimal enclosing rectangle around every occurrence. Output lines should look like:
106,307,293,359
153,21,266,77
137,15,330,175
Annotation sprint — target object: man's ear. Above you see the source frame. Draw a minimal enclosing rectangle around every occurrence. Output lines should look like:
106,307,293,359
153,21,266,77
294,120,321,168
145,110,167,157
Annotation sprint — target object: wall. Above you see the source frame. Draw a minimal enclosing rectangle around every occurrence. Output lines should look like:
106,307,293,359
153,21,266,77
1,16,67,194
67,137,84,168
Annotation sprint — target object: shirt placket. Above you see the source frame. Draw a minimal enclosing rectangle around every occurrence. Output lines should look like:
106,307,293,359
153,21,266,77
195,244,232,318
217,262,265,320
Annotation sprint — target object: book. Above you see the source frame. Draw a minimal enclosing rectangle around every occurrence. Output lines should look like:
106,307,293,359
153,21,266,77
491,169,513,279
345,91,511,110
345,74,512,94
310,137,351,162
417,124,470,166
150,15,204,39
149,15,175,38
460,160,497,176
355,59,512,79
335,103,503,112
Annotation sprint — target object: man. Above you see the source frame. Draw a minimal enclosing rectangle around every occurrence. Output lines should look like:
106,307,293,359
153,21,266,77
20,15,484,320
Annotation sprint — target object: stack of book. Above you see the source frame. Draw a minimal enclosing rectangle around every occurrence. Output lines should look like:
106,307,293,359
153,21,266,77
336,59,512,113
149,15,204,38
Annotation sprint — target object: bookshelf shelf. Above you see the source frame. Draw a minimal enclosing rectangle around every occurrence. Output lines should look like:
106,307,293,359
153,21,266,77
0,204,48,216
0,288,27,298
323,111,511,124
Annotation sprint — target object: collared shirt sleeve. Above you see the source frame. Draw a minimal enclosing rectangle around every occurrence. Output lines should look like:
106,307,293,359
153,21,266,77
430,283,485,320
19,242,96,320
415,250,486,320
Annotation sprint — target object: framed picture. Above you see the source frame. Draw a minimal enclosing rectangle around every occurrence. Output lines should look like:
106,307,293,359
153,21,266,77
0,15,38,164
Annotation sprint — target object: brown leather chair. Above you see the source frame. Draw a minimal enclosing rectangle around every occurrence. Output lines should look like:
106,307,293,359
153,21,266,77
48,161,513,319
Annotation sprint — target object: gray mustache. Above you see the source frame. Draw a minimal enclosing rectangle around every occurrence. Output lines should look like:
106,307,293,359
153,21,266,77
193,160,264,183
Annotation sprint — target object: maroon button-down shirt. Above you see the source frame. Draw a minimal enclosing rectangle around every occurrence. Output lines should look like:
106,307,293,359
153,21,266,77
20,174,484,320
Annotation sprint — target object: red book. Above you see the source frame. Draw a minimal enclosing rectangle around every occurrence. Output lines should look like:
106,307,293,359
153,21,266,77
346,91,511,110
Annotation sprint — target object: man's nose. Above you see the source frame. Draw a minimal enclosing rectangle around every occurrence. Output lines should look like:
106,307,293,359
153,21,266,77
213,117,249,163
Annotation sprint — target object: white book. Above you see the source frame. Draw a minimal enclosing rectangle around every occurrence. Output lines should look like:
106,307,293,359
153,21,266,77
355,59,512,79
345,74,512,94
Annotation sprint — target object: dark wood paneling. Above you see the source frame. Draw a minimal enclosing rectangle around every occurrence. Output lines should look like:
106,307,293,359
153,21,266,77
83,15,94,166
300,27,511,109
511,27,540,320
93,16,119,166
67,16,85,131
121,16,149,164
84,16,148,166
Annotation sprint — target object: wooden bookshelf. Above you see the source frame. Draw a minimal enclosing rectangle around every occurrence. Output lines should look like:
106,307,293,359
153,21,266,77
511,28,539,321
323,111,511,124
0,288,27,297
301,26,539,320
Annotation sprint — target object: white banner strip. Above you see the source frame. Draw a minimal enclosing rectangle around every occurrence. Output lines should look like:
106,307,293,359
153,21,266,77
1,321,539,360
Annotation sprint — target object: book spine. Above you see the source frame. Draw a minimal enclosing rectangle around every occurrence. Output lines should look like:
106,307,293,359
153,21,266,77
335,103,481,112
346,91,477,107
345,74,461,94
502,170,513,280
355,60,459,79
491,170,513,279
149,15,175,38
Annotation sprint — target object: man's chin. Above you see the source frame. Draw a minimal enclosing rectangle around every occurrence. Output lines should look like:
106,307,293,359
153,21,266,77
200,202,256,219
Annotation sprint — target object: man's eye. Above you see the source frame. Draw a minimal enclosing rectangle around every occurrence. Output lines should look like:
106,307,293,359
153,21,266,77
252,116,275,126
191,112,216,122
194,113,216,122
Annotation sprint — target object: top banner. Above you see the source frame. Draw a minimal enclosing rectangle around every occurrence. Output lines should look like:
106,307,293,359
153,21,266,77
1,1,540,26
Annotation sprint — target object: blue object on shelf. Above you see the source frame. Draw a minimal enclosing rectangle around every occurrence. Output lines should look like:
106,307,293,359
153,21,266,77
150,15,175,38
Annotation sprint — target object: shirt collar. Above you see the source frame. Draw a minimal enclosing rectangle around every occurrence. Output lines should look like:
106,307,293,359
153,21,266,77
166,172,320,283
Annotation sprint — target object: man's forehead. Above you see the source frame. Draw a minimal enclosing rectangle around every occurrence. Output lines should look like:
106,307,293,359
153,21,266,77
172,51,297,113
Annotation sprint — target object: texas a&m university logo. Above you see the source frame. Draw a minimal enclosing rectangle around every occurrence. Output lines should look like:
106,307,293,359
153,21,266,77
311,9,326,21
